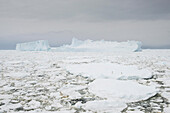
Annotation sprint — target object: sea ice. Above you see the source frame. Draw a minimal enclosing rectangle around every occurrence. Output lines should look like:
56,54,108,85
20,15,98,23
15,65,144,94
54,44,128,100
0,50,169,112
16,40,50,51
4,72,29,78
83,100,127,113
63,62,152,79
83,79,156,112
89,79,156,101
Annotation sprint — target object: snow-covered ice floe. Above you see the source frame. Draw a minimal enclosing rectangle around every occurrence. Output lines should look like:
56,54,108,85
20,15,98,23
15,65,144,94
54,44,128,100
52,38,142,52
63,62,152,80
89,79,156,101
83,79,156,112
16,40,50,51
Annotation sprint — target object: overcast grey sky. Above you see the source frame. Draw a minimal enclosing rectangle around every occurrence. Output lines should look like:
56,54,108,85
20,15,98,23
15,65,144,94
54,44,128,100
0,0,170,49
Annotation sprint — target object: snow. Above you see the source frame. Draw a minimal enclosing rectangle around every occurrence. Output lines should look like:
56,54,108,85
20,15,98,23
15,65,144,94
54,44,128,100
88,79,156,101
4,72,29,78
63,62,152,80
164,107,170,113
52,38,142,52
16,40,50,51
25,100,41,109
83,100,127,113
83,79,156,112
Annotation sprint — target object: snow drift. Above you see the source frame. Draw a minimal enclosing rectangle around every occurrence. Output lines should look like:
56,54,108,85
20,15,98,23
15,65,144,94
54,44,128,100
16,40,50,51
52,38,142,52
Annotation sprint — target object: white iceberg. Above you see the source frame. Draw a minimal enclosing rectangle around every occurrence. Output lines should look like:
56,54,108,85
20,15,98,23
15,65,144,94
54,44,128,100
16,38,142,52
16,40,50,51
52,38,142,52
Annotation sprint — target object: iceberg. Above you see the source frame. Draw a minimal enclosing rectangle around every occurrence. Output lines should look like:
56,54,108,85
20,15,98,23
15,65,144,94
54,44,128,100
16,40,50,51
16,38,142,52
52,38,142,52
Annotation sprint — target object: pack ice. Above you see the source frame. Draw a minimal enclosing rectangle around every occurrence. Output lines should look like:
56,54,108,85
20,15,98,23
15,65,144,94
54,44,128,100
52,38,142,52
16,40,50,51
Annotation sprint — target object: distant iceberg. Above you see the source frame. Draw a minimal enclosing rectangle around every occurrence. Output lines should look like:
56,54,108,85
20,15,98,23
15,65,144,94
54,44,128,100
51,38,142,52
16,38,142,52
16,40,50,51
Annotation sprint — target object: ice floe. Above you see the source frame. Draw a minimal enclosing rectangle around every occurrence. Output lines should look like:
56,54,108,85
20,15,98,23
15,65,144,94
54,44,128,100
63,62,152,80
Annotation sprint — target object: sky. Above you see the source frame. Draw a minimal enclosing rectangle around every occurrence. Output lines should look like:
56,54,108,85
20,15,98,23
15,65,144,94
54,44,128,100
0,0,170,49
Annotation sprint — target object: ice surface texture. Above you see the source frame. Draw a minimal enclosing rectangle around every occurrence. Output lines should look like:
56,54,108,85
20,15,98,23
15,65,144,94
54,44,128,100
16,38,142,52
63,62,152,80
16,40,50,51
0,50,170,112
52,38,142,52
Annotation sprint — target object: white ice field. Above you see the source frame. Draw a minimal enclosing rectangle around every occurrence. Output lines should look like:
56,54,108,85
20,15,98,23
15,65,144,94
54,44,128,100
0,50,170,113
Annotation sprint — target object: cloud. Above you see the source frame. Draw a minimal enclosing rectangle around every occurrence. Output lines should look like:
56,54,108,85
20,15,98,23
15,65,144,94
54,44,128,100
1,0,170,21
0,0,170,49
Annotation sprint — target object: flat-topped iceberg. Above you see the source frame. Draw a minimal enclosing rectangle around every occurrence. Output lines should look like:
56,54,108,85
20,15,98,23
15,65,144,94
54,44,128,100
52,38,142,52
16,38,142,52
16,40,50,51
